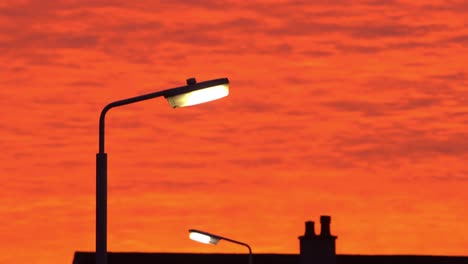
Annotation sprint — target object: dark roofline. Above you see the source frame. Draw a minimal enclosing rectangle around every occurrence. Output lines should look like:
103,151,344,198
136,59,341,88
73,251,468,264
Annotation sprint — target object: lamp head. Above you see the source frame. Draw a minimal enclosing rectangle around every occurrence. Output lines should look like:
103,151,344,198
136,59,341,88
165,78,229,108
189,229,221,245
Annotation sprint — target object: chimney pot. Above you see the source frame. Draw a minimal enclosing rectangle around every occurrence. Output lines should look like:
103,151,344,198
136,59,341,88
304,221,316,237
186,78,197,85
320,215,332,236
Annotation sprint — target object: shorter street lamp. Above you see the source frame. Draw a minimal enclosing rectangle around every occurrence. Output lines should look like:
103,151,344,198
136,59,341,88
189,229,253,264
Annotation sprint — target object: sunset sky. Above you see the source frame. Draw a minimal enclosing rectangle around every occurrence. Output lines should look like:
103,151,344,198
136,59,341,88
1,0,468,263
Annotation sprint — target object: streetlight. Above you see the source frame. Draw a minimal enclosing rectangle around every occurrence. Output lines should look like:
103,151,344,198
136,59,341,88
96,77,230,264
189,229,253,264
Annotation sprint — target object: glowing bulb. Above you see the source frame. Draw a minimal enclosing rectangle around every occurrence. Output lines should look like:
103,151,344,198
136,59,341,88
189,230,220,245
166,84,229,108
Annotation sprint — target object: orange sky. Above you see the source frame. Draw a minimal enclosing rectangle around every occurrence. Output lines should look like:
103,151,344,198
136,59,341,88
1,0,468,263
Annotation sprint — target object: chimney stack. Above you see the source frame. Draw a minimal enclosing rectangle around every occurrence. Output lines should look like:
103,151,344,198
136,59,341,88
299,215,337,264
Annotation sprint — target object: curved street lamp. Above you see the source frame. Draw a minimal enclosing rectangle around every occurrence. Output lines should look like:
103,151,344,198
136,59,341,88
96,78,230,264
189,229,253,264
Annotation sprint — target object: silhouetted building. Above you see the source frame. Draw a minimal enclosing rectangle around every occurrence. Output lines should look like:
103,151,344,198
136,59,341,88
73,215,468,264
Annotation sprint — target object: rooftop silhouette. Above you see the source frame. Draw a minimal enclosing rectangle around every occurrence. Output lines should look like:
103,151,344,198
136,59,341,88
72,252,468,264
73,216,468,264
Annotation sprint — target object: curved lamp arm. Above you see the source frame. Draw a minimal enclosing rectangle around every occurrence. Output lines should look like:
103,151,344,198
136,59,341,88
221,236,253,257
98,90,166,153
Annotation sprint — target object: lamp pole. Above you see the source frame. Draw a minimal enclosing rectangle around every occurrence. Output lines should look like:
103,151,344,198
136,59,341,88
189,229,253,264
96,89,168,264
96,78,229,264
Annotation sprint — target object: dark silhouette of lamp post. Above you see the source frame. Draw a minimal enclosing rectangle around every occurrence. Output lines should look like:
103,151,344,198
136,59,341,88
96,78,230,264
189,229,253,264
